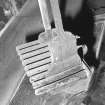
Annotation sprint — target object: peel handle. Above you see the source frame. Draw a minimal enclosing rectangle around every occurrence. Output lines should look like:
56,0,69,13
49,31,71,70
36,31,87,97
38,0,51,31
50,0,65,38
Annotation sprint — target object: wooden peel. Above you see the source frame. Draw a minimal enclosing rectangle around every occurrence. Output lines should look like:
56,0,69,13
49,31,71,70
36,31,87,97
16,0,91,96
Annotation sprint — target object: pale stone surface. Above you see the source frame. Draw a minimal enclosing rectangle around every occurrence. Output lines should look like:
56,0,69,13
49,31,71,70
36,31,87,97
0,0,43,104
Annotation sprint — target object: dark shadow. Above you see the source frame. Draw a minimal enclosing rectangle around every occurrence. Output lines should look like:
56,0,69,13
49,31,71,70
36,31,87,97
0,7,8,23
25,29,44,42
25,32,40,42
